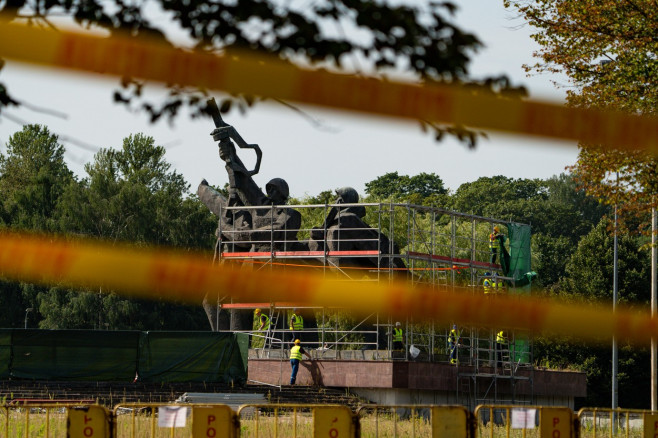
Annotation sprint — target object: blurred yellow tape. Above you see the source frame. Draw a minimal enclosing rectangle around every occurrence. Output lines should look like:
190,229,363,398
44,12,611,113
0,231,655,344
1,23,657,152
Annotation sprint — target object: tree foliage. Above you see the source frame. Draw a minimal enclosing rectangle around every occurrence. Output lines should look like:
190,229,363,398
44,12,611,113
364,171,448,204
505,0,658,234
561,220,649,304
0,1,526,146
0,126,215,330
48,133,215,329
0,124,74,231
58,133,215,247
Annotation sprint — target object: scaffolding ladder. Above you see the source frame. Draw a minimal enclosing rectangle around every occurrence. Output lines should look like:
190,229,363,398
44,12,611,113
263,307,281,350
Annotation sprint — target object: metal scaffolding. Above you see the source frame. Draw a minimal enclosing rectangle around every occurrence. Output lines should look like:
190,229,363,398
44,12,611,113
213,201,534,406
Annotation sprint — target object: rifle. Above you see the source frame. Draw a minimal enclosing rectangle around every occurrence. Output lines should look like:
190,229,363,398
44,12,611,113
206,98,262,177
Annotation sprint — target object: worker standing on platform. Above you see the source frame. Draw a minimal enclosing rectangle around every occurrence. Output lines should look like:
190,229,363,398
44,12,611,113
393,322,404,352
483,273,493,295
448,325,460,365
254,308,270,331
496,330,508,369
493,276,505,294
252,308,270,348
489,225,506,265
289,309,304,343
290,339,312,385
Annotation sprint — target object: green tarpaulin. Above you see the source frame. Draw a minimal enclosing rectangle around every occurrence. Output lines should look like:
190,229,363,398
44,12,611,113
507,223,533,364
11,329,140,381
138,331,248,384
0,330,11,379
0,329,247,383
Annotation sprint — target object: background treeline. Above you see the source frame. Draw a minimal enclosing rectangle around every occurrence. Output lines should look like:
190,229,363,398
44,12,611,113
0,124,649,408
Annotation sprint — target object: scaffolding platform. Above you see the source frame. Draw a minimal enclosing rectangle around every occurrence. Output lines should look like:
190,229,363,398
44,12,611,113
210,201,534,406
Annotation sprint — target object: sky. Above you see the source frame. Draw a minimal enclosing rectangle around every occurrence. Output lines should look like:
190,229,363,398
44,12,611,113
0,1,579,199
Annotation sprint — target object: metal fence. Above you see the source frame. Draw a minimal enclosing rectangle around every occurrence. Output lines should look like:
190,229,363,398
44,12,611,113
10,401,653,437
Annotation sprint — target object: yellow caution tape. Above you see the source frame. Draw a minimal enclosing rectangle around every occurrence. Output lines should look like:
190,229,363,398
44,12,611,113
0,231,655,344
1,23,657,153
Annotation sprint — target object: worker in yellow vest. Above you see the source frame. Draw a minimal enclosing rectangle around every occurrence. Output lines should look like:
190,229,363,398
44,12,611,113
448,325,460,364
254,308,270,331
289,339,312,385
483,273,493,294
493,278,505,294
496,330,508,369
393,322,404,351
489,225,505,264
289,309,304,343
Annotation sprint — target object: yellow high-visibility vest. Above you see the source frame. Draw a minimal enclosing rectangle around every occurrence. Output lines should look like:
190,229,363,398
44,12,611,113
489,233,501,250
290,314,304,331
256,313,270,330
290,345,302,360
483,278,492,294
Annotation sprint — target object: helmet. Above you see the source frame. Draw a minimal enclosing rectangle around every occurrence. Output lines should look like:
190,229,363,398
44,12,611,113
294,339,301,345
484,272,491,276
493,225,500,233
395,322,401,327
452,324,457,329
266,178,290,200
335,187,359,204
255,308,261,314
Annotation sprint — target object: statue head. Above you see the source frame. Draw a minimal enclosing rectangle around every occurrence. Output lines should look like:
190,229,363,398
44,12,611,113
266,178,290,204
335,187,359,204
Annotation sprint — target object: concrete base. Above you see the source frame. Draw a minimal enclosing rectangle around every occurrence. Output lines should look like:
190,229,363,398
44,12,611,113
248,357,586,410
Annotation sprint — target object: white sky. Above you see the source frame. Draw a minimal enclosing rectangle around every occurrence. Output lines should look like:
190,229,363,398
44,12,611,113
0,1,579,199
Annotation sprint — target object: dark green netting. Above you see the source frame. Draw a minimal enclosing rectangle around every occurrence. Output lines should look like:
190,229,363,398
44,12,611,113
5,330,248,382
11,329,140,381
507,223,534,363
137,331,247,383
508,223,532,287
0,330,11,379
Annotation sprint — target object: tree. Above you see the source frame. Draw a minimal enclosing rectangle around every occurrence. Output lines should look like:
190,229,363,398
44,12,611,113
59,133,214,247
505,0,658,234
43,133,215,330
0,124,74,230
535,219,650,408
364,171,449,204
544,173,609,228
0,1,525,146
450,176,546,216
0,125,76,326
561,220,649,304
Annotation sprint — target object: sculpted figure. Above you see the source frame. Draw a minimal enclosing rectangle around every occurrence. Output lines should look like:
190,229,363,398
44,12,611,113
310,187,406,272
197,128,303,253
198,98,302,252
197,105,305,331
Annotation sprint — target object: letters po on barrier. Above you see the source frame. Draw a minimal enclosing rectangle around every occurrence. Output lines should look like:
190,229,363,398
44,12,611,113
192,405,237,438
67,406,111,438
